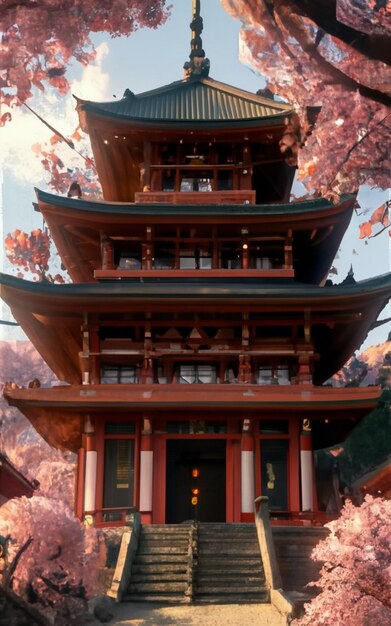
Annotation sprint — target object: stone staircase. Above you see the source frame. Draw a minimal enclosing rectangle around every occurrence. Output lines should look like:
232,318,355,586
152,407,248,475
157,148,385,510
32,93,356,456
124,522,269,605
272,526,329,605
194,523,269,604
123,523,195,603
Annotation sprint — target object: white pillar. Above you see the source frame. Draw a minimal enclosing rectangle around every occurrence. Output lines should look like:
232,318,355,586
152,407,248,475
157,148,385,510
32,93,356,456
300,451,313,511
241,450,255,513
300,420,314,511
139,450,153,511
84,450,97,512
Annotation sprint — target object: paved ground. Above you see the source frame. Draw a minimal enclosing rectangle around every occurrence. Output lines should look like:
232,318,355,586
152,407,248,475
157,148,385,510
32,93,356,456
108,602,288,626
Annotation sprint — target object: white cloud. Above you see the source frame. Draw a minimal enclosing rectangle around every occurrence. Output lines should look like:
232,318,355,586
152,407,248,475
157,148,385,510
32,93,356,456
0,42,111,187
71,42,110,101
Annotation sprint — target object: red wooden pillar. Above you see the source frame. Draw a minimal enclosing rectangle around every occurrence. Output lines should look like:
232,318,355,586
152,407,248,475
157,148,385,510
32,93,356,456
101,234,115,270
241,419,255,522
152,436,166,523
289,420,301,513
75,447,86,520
139,418,154,524
241,243,249,269
226,435,241,522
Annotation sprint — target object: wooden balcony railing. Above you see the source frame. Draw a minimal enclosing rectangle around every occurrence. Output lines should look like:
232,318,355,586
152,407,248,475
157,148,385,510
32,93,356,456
134,190,256,205
87,506,138,527
94,268,294,280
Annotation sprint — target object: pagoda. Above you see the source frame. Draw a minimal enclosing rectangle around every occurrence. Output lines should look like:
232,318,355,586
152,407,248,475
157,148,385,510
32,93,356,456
1,1,390,527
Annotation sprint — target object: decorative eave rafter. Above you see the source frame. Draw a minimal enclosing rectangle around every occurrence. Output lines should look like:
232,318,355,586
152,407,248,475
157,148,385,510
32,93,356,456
35,188,356,284
1,271,390,385
3,384,381,453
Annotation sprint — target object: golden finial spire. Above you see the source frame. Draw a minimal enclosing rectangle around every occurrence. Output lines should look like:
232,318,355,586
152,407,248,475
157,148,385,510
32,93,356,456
183,0,210,78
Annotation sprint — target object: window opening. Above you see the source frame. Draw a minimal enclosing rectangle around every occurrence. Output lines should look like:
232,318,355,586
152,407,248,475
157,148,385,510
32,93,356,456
177,364,217,384
101,365,137,384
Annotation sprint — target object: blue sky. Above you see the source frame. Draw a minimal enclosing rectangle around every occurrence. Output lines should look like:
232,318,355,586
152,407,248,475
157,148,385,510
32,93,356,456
1,0,390,348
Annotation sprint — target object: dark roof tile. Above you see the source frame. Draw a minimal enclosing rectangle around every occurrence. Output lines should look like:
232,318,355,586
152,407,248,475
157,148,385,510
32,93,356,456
78,76,293,123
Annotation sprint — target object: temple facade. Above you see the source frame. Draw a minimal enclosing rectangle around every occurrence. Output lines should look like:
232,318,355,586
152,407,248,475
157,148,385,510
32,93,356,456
1,2,390,527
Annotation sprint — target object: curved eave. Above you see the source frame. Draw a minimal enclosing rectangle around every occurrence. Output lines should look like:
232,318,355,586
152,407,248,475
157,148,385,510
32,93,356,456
76,75,293,129
0,453,36,497
35,189,355,285
1,272,390,385
79,110,292,132
2,271,391,305
4,384,380,452
35,188,355,219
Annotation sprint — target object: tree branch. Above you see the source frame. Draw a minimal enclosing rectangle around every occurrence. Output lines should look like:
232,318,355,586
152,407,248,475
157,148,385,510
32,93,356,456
5,536,33,588
327,111,391,193
273,0,391,107
0,585,51,626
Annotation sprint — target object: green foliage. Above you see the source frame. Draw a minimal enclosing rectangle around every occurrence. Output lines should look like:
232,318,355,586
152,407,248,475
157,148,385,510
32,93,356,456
339,390,391,484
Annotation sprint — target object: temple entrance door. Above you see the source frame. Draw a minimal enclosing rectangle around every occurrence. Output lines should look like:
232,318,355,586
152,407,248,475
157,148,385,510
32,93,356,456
260,439,289,511
165,439,226,523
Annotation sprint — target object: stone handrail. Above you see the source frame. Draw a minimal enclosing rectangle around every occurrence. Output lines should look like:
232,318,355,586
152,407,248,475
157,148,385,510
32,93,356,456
107,511,141,602
254,496,293,622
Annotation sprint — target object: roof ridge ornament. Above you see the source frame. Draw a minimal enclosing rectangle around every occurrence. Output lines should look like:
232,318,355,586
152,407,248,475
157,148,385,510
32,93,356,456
183,0,210,79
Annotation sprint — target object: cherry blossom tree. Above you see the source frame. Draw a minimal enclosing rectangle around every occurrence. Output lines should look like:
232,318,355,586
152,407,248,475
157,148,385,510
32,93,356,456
292,495,391,626
0,341,75,512
4,228,66,282
358,199,391,240
0,0,170,124
221,0,391,201
0,496,102,623
34,136,100,196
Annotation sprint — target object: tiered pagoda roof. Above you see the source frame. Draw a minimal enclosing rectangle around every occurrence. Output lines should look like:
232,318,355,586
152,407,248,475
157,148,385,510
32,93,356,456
35,189,355,285
1,271,391,386
77,76,293,128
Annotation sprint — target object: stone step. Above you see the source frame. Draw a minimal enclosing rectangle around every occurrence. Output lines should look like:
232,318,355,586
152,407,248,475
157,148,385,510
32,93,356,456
195,590,270,605
197,563,262,574
196,585,266,597
198,527,258,537
140,533,190,540
126,522,269,606
197,563,263,574
272,527,328,537
131,572,189,583
198,532,258,540
198,545,258,552
128,581,189,594
195,556,262,567
123,594,191,604
196,576,266,587
141,525,192,534
196,567,264,578
272,527,328,594
141,524,192,537
134,554,189,565
199,544,258,551
131,562,189,575
126,524,193,604
137,545,189,555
